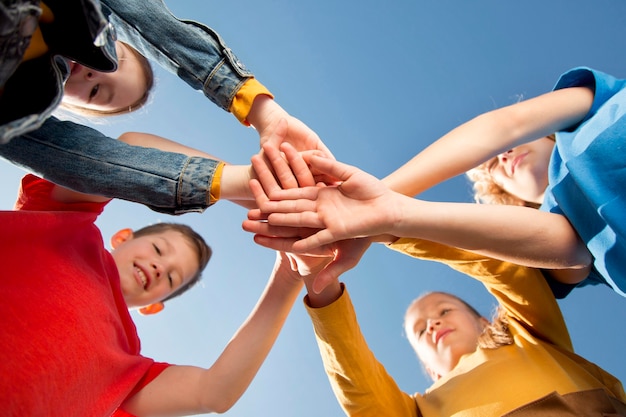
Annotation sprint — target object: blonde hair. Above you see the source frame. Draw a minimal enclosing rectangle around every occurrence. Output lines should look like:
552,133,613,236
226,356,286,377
466,133,556,209
479,305,513,349
60,42,154,117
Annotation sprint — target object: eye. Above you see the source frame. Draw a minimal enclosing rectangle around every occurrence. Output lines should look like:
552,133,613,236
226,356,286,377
89,84,100,100
167,273,174,287
152,243,162,255
486,157,499,175
440,308,451,316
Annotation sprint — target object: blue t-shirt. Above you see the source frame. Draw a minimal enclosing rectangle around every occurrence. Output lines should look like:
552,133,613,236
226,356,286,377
540,67,626,297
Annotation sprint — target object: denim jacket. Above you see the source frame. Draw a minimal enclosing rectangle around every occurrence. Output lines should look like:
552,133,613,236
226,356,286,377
0,0,253,214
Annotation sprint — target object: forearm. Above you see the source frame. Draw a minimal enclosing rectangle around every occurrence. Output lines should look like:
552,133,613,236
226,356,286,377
382,87,594,197
306,287,418,417
101,0,253,111
389,193,592,269
0,118,219,214
198,255,303,412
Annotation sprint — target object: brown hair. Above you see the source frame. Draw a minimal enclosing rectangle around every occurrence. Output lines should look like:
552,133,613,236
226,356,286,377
60,42,154,117
133,222,212,303
465,133,556,210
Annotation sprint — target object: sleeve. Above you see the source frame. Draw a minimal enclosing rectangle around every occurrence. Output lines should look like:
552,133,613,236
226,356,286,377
229,78,274,125
387,238,573,351
100,0,255,113
0,117,222,215
112,362,172,417
305,285,419,417
553,67,626,129
14,174,108,213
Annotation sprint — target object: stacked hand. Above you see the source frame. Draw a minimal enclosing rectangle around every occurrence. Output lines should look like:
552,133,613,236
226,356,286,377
243,122,401,292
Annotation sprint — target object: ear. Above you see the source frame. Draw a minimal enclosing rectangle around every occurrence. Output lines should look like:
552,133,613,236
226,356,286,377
138,302,164,315
111,228,134,249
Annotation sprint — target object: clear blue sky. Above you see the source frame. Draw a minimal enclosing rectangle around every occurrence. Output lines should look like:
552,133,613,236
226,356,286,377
2,1,625,416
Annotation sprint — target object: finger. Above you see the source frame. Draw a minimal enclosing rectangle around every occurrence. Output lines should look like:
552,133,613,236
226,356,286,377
242,219,315,238
289,228,339,252
251,154,283,196
262,142,299,190
307,156,359,185
266,211,325,229
279,142,316,187
246,208,269,221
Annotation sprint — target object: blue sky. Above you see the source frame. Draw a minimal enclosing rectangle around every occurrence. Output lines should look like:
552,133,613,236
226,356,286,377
2,1,626,416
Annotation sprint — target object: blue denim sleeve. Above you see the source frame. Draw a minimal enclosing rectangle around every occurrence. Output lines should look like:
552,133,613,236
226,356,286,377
100,0,254,111
0,118,220,214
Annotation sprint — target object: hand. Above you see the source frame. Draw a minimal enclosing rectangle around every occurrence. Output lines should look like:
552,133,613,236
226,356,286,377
247,154,400,252
251,234,371,293
247,96,334,159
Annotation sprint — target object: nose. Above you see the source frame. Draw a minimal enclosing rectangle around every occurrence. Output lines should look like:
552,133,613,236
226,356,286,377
151,262,163,281
426,318,441,334
498,148,514,163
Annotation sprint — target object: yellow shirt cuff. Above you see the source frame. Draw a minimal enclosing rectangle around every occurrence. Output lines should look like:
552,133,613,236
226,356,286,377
229,78,274,126
209,162,226,205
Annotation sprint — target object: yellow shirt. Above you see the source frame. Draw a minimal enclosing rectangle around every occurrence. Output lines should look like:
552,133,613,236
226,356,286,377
305,238,625,416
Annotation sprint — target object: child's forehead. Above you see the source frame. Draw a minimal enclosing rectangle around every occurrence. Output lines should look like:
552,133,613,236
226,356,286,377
408,294,462,319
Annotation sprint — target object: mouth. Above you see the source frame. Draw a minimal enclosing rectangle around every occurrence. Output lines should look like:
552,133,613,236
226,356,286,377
134,265,150,290
435,329,452,345
511,152,528,175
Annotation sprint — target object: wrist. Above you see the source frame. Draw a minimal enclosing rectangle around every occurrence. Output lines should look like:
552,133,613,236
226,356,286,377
220,164,254,201
247,95,286,133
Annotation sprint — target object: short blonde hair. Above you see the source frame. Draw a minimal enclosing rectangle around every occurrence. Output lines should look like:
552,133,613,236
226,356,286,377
466,134,555,209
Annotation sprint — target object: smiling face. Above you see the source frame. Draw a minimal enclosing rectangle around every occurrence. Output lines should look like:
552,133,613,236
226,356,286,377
63,41,148,114
486,136,555,205
404,293,487,380
111,229,201,308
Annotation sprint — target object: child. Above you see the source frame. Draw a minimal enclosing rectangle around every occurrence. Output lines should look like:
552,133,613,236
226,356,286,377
0,168,325,416
247,67,626,298
300,239,626,416
60,40,154,117
243,152,626,416
381,67,626,297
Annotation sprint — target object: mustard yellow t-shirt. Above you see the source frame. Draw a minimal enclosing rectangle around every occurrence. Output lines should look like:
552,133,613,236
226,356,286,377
305,238,626,416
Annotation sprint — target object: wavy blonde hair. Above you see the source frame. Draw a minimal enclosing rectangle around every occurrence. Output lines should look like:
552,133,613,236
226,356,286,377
466,134,555,209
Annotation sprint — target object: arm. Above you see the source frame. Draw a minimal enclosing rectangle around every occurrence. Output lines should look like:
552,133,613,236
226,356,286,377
41,129,256,207
102,0,332,157
0,118,221,214
117,131,256,207
382,87,594,196
304,280,418,416
245,150,591,271
120,252,326,415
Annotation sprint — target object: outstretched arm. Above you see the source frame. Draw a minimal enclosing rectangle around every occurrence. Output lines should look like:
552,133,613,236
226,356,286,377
48,131,256,207
120,251,330,415
382,87,593,196
245,147,591,272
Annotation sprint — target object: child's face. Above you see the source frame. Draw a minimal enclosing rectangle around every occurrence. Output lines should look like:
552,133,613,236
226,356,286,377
405,293,486,380
111,230,200,308
487,137,555,205
63,42,146,113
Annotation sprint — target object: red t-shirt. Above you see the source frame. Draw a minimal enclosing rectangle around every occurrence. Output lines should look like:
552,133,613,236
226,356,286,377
1,175,168,416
